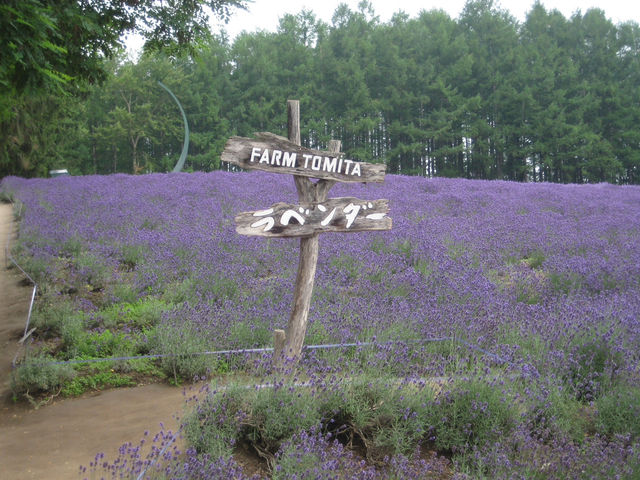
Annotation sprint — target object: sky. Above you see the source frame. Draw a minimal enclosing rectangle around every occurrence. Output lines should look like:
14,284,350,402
213,0,640,38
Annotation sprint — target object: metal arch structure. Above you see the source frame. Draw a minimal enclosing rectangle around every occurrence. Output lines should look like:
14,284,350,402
158,81,189,173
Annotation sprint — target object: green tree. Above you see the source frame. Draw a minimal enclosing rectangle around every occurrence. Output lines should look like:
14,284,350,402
86,53,190,174
0,0,246,178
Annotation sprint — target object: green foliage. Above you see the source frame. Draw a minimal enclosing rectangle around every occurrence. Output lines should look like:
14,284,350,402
329,255,361,281
184,383,251,458
125,358,166,379
99,297,169,330
205,274,240,304
596,385,640,439
550,271,585,295
108,282,140,305
228,321,271,348
4,2,639,182
72,252,111,291
523,250,546,269
527,385,593,443
30,297,77,338
150,322,213,383
120,244,148,270
11,353,76,396
64,327,136,360
565,335,624,402
61,368,135,397
186,375,437,467
333,377,434,461
162,277,199,305
248,385,322,457
424,379,517,453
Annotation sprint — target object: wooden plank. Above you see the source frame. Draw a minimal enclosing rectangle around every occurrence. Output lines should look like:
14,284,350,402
221,132,386,183
235,197,391,237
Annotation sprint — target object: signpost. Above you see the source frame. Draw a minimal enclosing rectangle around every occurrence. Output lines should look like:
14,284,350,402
222,100,391,365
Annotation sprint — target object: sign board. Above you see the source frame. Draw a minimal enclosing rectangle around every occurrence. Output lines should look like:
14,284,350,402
236,197,391,237
221,132,386,183
223,100,391,364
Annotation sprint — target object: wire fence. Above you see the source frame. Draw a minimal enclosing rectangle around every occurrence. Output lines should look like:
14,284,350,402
4,201,37,344
4,199,511,371
4,198,516,479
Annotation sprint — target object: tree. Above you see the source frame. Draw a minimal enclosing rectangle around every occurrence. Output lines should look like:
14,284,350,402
0,0,246,177
0,0,246,96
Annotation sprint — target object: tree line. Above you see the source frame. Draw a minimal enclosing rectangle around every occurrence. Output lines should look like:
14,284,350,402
2,0,639,184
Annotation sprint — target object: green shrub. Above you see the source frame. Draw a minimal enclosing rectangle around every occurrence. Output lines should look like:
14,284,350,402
526,384,592,443
83,330,136,358
228,321,271,348
184,376,435,468
184,383,252,459
162,277,198,305
334,377,433,461
31,298,78,338
11,353,76,397
425,379,517,454
596,385,640,439
151,322,212,383
61,236,85,257
72,252,111,290
566,336,624,402
0,188,15,203
108,282,140,304
61,369,135,396
60,313,85,354
248,385,322,459
100,297,169,330
120,244,148,270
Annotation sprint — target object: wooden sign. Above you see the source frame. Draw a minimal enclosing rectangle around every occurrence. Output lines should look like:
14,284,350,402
236,197,391,237
224,100,391,366
221,132,386,183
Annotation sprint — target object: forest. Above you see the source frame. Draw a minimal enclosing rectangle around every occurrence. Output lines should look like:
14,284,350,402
2,0,639,184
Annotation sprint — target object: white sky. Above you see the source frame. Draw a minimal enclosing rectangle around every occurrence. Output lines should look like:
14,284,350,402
215,0,639,38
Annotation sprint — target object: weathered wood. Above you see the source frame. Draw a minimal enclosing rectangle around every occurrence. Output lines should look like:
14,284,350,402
235,197,391,237
277,103,337,363
287,100,301,146
220,132,386,183
273,329,286,363
285,231,319,361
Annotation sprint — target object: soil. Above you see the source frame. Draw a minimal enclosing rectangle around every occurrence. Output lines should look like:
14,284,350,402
0,203,192,479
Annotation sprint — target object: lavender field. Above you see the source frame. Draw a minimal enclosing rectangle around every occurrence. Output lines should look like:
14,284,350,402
2,172,640,478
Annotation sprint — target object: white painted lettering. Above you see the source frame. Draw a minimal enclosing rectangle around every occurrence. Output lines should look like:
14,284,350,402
272,150,282,166
281,210,305,226
343,159,353,175
250,147,261,163
344,203,361,228
351,162,361,176
321,208,337,226
338,157,343,173
312,155,322,171
251,217,275,231
253,208,274,216
282,152,297,168
259,149,270,164
303,154,313,169
323,156,337,173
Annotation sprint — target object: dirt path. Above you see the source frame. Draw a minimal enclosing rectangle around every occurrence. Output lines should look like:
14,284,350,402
0,203,191,479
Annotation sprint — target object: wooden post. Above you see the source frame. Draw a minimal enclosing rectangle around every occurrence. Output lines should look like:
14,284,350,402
275,100,341,365
273,329,286,362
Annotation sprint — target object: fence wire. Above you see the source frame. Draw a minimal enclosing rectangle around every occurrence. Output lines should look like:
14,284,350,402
4,199,511,371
